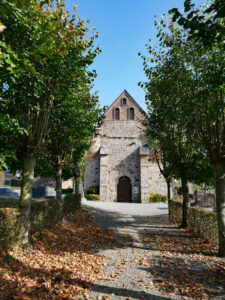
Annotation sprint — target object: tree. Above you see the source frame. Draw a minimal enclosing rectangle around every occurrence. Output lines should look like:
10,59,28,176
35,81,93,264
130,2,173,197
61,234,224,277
141,9,225,255
140,20,214,228
189,46,225,256
169,0,225,47
0,0,99,245
35,86,104,202
169,0,225,258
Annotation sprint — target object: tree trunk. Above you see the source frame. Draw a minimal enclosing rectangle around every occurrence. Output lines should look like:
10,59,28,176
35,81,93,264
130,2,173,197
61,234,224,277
55,165,62,202
181,177,189,228
166,179,171,200
80,179,84,199
74,172,81,195
19,154,36,247
214,162,225,257
167,179,171,215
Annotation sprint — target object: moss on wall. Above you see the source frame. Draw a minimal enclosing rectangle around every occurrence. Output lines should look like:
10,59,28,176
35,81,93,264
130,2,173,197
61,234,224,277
169,199,218,243
0,208,24,252
168,199,183,219
187,206,218,243
63,194,81,215
30,199,62,233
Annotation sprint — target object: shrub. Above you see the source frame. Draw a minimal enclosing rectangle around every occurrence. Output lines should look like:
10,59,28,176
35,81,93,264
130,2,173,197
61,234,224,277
86,185,99,195
149,193,167,203
62,188,73,195
0,197,19,208
85,194,100,201
63,194,81,214
0,207,24,252
168,199,218,243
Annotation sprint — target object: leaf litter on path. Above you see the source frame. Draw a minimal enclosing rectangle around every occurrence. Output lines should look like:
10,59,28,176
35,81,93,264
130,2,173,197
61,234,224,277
0,209,112,299
141,216,225,299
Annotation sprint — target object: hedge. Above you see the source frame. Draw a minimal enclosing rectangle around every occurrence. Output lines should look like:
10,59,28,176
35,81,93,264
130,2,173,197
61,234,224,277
85,194,100,201
168,199,218,243
86,185,99,195
0,208,24,252
0,195,81,253
149,193,167,203
63,194,81,215
30,198,62,233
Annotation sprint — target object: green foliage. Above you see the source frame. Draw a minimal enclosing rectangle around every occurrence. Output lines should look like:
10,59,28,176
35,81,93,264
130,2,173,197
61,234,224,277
0,207,24,252
85,194,100,201
0,0,101,207
149,193,167,203
142,0,225,255
3,254,15,262
86,185,99,195
62,188,73,196
0,198,63,252
0,197,19,208
169,0,225,48
63,194,81,215
169,199,218,243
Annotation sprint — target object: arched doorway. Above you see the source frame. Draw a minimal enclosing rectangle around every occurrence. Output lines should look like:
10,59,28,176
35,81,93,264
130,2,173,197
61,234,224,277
117,176,131,202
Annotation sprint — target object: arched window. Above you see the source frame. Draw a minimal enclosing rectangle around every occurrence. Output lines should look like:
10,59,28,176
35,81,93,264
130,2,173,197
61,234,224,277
129,108,134,120
115,108,120,120
122,98,126,105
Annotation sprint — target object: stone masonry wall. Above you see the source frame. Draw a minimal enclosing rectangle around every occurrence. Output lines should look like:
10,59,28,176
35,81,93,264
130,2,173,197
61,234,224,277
84,90,167,202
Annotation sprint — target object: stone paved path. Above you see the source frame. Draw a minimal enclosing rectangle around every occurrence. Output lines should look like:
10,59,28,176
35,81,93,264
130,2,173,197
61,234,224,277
83,201,225,300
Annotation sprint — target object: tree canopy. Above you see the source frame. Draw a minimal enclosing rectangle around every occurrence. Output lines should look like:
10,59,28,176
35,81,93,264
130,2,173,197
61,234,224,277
140,2,225,255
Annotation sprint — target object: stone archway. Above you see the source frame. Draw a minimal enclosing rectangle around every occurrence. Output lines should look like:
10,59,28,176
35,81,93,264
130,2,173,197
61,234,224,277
117,176,132,202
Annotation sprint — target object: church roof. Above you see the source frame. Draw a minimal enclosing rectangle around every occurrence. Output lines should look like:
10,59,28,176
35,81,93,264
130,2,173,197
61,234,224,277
106,89,145,114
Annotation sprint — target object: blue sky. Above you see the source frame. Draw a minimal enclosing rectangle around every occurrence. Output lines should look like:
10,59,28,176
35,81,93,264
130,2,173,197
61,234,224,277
65,0,186,110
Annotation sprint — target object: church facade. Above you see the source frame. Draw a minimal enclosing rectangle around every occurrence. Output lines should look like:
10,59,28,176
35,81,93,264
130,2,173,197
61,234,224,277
84,90,167,203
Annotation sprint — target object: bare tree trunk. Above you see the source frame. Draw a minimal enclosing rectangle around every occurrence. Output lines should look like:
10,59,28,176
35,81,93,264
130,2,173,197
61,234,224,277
19,153,35,247
181,177,189,228
214,162,225,257
74,172,81,195
166,179,171,200
80,179,84,199
55,165,62,202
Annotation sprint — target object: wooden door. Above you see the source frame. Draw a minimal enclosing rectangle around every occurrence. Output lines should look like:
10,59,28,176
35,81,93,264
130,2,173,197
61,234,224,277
117,176,131,202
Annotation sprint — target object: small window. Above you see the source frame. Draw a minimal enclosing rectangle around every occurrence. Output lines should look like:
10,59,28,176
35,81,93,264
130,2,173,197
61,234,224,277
122,98,126,105
115,108,120,120
130,108,134,120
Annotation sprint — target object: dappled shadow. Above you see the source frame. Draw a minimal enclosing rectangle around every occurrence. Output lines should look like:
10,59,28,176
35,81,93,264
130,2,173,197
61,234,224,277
0,210,111,299
84,204,225,299
0,256,94,299
28,209,112,256
89,282,167,299
138,253,225,299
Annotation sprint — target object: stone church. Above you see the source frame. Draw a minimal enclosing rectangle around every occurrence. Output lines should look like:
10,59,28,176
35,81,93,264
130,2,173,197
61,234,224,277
84,90,167,203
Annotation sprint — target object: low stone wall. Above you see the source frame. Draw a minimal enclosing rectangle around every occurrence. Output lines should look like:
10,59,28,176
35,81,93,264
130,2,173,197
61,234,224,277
0,208,24,252
188,206,218,243
63,194,81,215
169,199,218,243
0,195,81,252
30,198,62,233
168,199,183,219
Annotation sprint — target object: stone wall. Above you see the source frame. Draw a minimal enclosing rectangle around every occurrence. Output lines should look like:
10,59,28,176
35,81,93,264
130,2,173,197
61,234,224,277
0,196,81,253
148,161,167,195
84,90,167,202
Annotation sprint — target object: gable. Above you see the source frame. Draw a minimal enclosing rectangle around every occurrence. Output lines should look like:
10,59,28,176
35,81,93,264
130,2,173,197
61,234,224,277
105,90,145,121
